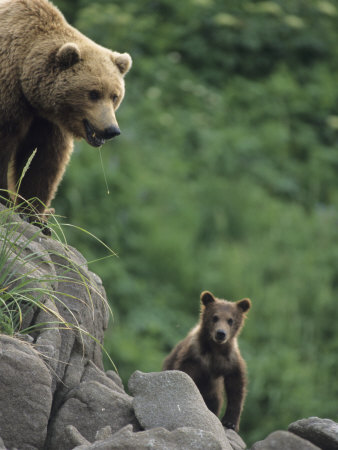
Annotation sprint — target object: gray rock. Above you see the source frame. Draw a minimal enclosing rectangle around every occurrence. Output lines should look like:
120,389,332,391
34,295,62,384
82,361,126,395
0,335,52,450
106,369,126,393
288,417,338,450
0,205,127,449
95,426,113,441
65,425,91,447
40,238,110,380
250,430,320,450
225,429,247,450
128,370,231,450
0,218,57,334
0,205,110,392
48,380,139,450
0,436,7,450
73,424,224,450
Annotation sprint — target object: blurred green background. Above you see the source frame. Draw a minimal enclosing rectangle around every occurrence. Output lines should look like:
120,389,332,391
52,0,338,445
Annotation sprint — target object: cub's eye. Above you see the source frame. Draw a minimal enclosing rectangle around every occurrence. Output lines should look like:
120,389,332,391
212,315,219,323
228,318,233,326
112,94,119,103
89,90,101,101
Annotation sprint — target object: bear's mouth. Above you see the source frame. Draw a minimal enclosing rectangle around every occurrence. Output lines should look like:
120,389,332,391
83,120,106,147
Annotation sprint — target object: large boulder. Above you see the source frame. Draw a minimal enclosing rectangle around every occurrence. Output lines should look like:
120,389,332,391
0,205,113,448
288,417,338,450
250,430,320,450
70,424,225,450
48,374,139,449
128,370,232,450
0,335,52,450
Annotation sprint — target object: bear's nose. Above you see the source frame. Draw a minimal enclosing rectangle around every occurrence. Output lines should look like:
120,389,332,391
103,125,121,140
216,330,226,342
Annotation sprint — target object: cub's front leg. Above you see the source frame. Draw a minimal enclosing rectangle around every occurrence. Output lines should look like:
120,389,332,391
221,362,247,431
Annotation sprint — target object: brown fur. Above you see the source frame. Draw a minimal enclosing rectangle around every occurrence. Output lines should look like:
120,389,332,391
0,0,132,232
163,291,251,431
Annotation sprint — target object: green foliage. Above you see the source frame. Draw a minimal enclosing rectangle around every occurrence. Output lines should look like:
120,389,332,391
52,0,338,444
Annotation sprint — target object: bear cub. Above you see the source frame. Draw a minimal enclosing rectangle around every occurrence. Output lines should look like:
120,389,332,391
163,291,251,431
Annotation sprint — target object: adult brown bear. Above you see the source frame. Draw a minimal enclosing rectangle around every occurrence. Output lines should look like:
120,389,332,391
0,0,132,233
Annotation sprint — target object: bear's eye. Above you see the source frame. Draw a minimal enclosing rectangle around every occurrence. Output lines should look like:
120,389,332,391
228,318,233,326
112,94,119,104
212,315,219,323
89,90,101,101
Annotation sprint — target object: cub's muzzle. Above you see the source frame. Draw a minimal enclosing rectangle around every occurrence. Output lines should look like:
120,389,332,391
215,330,227,343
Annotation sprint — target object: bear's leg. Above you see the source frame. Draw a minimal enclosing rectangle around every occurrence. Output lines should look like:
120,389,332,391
0,125,31,204
202,388,222,416
187,367,222,416
0,151,11,204
13,117,73,233
221,366,247,431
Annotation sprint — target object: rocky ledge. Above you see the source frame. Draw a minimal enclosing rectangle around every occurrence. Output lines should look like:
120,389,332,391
0,205,337,449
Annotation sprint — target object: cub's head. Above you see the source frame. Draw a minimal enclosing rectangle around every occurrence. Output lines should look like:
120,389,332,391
200,291,251,345
22,41,132,147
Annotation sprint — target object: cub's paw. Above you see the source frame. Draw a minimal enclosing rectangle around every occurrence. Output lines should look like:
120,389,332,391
222,420,236,431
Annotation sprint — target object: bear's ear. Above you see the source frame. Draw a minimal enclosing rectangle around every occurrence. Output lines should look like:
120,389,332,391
200,291,216,306
111,52,132,76
236,298,251,313
56,43,81,69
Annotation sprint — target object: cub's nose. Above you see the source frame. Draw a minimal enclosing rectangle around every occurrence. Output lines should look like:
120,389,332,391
216,330,226,342
103,125,121,140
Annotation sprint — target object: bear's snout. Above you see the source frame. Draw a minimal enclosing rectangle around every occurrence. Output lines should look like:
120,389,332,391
103,125,121,140
215,329,227,342
83,120,121,147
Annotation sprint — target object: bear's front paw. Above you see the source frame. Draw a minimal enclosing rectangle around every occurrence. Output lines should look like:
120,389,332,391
33,219,52,236
40,223,52,236
23,215,52,236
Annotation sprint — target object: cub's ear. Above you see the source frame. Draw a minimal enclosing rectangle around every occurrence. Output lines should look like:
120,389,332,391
200,291,216,306
111,52,132,76
236,298,251,313
56,43,81,69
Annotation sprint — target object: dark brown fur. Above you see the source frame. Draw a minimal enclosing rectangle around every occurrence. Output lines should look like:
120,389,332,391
0,0,132,233
163,291,251,431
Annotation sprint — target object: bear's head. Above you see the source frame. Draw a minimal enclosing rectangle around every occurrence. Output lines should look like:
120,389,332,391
200,291,251,345
21,40,132,147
